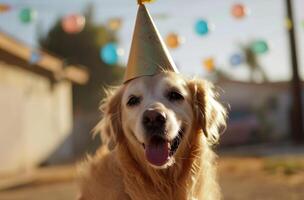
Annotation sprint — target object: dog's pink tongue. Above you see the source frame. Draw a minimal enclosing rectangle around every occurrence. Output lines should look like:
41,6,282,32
145,136,169,166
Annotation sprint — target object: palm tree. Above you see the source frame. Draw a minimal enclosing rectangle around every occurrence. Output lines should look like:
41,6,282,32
241,42,268,82
39,5,125,112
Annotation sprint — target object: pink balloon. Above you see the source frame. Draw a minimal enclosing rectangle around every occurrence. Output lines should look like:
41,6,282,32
61,14,85,34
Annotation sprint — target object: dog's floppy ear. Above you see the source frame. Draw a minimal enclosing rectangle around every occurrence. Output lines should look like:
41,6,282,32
188,79,227,145
94,86,124,147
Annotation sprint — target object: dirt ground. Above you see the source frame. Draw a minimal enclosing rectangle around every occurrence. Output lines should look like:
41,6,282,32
0,157,303,200
219,157,304,200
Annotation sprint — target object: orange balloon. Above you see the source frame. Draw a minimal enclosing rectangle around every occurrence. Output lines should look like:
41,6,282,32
62,14,85,34
231,4,247,19
0,4,10,13
166,33,181,49
107,18,122,31
203,58,215,72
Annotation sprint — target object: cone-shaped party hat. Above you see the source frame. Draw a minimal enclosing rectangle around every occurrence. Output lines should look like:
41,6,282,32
124,1,179,83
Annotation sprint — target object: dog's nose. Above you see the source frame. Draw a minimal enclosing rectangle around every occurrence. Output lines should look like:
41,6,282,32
142,109,166,132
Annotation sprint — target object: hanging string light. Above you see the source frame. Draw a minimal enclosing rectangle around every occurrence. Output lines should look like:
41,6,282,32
166,33,182,49
19,8,37,23
61,14,86,34
230,53,244,66
0,4,11,13
100,43,124,65
250,40,269,54
107,18,122,31
231,3,248,19
203,57,215,72
195,19,210,36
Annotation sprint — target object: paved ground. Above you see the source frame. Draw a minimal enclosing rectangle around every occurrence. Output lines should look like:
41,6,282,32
0,156,303,200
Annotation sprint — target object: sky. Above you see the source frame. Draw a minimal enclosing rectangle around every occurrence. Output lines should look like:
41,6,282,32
0,0,303,82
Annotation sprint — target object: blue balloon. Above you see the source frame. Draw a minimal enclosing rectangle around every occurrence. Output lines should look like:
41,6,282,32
101,43,119,65
195,20,209,36
230,53,244,66
29,51,41,64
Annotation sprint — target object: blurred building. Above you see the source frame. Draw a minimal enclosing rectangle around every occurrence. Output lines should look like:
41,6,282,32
218,79,304,146
0,32,88,175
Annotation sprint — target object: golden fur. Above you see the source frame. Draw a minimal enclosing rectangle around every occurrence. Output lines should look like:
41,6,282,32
78,72,226,200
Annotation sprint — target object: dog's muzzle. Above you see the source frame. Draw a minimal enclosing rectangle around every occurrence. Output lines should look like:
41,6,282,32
142,108,166,135
141,108,184,167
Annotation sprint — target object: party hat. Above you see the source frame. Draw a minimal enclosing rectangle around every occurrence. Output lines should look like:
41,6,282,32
124,2,178,83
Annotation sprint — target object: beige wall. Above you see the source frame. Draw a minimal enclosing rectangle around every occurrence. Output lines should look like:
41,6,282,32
0,62,72,175
218,81,291,140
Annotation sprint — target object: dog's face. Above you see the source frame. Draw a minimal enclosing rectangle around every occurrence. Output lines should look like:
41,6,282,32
99,72,226,169
121,73,193,168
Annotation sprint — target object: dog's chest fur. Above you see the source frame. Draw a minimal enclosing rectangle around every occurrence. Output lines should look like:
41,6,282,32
115,138,219,200
79,134,220,200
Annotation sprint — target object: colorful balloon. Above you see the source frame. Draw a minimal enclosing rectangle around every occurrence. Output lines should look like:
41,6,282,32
250,40,269,54
166,33,181,49
29,51,41,64
100,43,122,65
195,20,209,36
230,53,244,66
62,14,85,34
231,4,247,19
107,18,122,31
285,18,292,30
0,4,11,13
19,8,36,23
203,57,215,72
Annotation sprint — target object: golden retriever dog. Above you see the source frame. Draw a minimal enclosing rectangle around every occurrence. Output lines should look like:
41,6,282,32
78,72,226,200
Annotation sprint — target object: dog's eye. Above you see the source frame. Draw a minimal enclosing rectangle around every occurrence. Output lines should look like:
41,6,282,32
167,91,184,102
127,95,141,107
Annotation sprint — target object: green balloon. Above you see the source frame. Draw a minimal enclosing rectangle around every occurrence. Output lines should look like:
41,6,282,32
250,40,269,54
19,8,36,23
